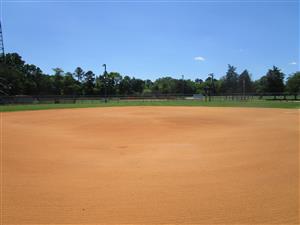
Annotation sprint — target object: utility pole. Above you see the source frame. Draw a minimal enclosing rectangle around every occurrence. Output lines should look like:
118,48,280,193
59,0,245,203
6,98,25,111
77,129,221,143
102,64,108,103
242,78,246,100
204,86,208,102
182,75,184,99
208,73,214,102
0,20,5,62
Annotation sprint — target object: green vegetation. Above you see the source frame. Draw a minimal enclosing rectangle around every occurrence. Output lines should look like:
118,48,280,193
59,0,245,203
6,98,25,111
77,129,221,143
1,100,299,112
0,53,299,97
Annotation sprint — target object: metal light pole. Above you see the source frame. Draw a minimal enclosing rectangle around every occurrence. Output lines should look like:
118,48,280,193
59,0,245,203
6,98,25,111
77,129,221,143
102,64,107,103
242,78,246,100
204,86,208,102
208,73,214,102
0,20,5,62
182,75,184,99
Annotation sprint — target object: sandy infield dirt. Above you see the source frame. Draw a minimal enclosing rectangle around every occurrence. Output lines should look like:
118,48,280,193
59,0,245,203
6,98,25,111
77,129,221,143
2,107,299,224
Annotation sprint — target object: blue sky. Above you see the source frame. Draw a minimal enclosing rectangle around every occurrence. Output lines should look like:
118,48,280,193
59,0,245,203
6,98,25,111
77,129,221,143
1,0,299,81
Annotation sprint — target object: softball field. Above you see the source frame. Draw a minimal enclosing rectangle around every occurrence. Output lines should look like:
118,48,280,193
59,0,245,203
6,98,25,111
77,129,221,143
2,107,299,224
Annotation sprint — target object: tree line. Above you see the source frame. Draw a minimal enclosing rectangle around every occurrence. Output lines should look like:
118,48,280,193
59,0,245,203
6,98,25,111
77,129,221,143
0,53,299,97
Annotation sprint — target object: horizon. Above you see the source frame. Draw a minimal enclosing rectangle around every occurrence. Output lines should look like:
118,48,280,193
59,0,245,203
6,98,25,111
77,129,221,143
1,0,299,80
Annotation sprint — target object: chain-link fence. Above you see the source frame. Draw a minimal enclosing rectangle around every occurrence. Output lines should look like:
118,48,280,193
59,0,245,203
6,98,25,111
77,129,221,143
0,93,299,105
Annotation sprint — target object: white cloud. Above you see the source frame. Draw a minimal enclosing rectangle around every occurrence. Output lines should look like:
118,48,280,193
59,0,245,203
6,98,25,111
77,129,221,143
289,61,297,65
194,56,205,61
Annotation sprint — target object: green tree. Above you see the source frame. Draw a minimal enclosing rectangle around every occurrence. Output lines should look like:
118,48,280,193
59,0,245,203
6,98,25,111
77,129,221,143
52,68,64,95
63,72,81,95
152,77,177,94
221,65,239,94
108,72,122,95
182,79,196,95
74,67,84,82
23,64,44,95
265,66,285,94
96,72,122,96
144,79,153,89
1,51,298,100
39,75,54,95
238,70,253,93
286,72,300,99
142,79,153,95
83,70,95,95
95,76,104,95
0,62,23,95
194,75,220,95
131,77,145,94
254,76,267,94
5,53,25,71
119,76,133,95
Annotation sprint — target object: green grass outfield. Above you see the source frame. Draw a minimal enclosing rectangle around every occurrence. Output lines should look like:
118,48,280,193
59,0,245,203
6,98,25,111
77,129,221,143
0,100,299,112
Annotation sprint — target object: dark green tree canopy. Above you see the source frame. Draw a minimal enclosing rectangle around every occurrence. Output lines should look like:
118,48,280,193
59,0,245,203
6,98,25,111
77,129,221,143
286,72,300,94
74,67,84,82
83,71,96,95
221,65,239,94
0,52,297,98
238,70,253,93
265,66,285,93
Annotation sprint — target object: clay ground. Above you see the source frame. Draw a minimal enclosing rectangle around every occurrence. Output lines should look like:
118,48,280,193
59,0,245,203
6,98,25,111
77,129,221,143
2,107,299,224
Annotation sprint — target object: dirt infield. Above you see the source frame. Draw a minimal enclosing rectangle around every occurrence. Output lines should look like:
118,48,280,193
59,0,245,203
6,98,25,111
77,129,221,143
2,107,299,224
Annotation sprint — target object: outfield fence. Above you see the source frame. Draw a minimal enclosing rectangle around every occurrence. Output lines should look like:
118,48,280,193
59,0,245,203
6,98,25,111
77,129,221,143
0,93,299,105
